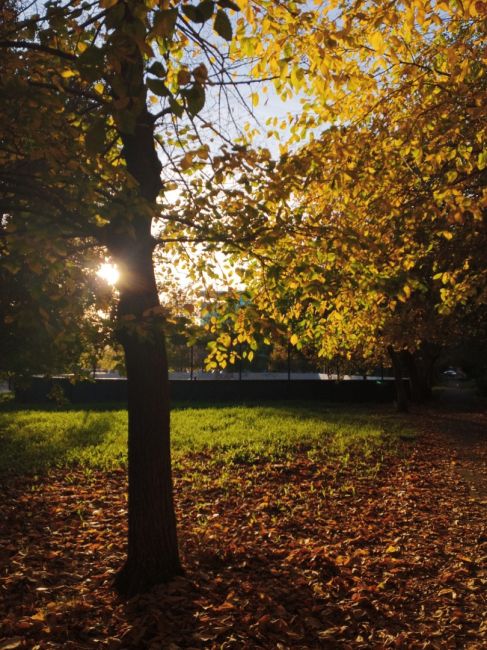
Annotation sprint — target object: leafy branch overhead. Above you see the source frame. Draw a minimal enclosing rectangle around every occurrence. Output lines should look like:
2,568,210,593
201,0,487,368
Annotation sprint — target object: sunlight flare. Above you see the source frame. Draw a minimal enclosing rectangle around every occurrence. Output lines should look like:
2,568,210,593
97,263,120,286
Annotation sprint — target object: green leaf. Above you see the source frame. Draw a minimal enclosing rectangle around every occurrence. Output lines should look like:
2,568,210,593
183,83,205,116
147,78,170,96
148,61,166,78
181,5,199,21
218,0,240,10
214,9,232,41
78,45,104,81
198,0,215,20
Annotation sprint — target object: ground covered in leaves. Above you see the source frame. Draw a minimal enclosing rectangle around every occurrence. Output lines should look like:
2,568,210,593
1,399,486,649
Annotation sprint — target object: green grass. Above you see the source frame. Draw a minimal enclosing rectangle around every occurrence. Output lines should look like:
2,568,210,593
0,401,414,475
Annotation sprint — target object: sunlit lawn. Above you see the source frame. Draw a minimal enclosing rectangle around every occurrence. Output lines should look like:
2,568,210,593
0,401,414,475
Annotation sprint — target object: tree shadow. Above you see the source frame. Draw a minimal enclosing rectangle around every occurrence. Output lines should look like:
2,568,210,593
0,400,127,413
0,484,349,649
432,413,487,440
118,544,347,648
0,413,115,475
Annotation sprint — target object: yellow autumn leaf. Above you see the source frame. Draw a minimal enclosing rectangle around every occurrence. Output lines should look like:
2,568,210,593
179,152,194,171
385,545,400,554
440,230,453,240
369,30,386,55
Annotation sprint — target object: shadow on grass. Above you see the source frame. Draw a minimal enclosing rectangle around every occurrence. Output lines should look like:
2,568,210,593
1,397,397,417
0,399,127,413
0,399,410,476
0,414,115,476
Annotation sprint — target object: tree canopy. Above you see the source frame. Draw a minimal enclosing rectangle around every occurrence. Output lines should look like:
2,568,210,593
204,0,486,376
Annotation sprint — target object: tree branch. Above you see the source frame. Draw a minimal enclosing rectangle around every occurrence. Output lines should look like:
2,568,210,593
0,39,76,60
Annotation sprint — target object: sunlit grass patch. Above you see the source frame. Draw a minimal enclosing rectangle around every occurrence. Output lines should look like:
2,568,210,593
0,402,413,475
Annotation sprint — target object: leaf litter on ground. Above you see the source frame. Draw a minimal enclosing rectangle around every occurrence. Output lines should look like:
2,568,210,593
0,403,486,648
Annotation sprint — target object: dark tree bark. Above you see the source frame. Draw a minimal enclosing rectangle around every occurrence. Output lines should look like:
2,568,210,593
111,231,183,597
417,342,440,401
420,356,435,400
388,346,409,412
111,236,183,596
402,350,423,403
403,344,439,404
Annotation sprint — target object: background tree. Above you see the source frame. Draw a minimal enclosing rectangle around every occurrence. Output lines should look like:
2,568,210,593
204,1,486,410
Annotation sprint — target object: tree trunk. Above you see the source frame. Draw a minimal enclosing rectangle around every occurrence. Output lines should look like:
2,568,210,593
107,35,182,594
388,346,409,412
421,356,435,400
417,342,440,401
402,350,423,403
112,240,183,596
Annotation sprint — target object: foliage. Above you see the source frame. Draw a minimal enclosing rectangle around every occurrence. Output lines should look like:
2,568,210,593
204,1,487,367
0,260,115,379
0,1,116,378
2,1,486,357
0,0,257,373
4,1,484,363
239,0,486,143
